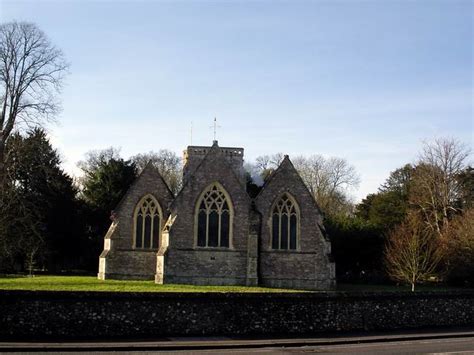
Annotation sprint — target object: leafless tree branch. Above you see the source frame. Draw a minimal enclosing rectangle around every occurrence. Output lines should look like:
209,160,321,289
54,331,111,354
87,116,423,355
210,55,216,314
0,21,69,187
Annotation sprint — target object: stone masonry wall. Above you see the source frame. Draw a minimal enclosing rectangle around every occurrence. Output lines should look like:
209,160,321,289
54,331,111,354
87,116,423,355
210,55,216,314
100,250,157,280
182,144,245,185
1,290,473,340
255,157,335,290
164,249,248,285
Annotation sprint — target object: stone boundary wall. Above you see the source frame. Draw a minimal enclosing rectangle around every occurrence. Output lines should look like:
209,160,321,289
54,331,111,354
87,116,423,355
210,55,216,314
0,290,473,340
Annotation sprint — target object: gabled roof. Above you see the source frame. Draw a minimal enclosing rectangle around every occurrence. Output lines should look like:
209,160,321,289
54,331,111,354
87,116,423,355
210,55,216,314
114,161,174,214
256,155,324,216
143,161,175,197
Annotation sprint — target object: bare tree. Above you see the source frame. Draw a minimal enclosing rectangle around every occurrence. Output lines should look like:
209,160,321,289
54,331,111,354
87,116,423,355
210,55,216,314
384,213,444,291
254,153,285,180
252,153,359,215
131,150,183,196
292,155,360,216
0,21,68,187
255,155,271,171
410,138,471,237
269,153,285,168
292,155,326,196
77,147,122,174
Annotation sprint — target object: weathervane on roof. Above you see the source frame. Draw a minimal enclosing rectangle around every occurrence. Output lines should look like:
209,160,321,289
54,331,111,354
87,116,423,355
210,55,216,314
190,121,193,145
210,117,221,143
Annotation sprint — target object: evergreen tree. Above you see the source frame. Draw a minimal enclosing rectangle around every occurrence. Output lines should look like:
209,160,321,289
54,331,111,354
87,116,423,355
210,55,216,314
78,149,137,270
356,165,413,229
445,208,474,286
326,215,386,283
456,166,474,209
0,129,79,272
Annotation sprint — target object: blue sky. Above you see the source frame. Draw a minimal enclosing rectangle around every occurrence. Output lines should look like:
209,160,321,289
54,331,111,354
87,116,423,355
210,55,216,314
1,0,472,200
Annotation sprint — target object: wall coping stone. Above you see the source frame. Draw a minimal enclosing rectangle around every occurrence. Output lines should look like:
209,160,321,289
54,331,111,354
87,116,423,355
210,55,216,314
1,289,473,301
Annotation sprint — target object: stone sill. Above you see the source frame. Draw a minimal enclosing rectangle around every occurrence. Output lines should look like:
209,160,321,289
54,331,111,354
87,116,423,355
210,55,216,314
171,248,244,253
260,250,316,255
117,248,158,252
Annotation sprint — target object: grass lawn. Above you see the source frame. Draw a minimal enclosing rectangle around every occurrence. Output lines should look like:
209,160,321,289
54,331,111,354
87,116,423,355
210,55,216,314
0,275,301,293
0,275,469,293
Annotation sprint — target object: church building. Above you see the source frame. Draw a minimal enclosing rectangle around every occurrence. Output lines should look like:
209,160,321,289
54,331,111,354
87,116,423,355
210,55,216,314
98,141,335,290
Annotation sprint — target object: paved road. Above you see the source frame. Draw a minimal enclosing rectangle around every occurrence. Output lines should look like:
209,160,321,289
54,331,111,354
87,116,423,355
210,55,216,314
192,337,474,354
1,330,473,354
2,337,474,354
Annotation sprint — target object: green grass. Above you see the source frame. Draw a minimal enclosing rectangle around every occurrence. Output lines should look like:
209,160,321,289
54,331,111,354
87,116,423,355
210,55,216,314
0,275,469,293
0,275,301,293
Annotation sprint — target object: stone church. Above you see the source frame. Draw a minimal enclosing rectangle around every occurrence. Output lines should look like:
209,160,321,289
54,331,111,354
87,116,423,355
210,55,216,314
98,141,335,290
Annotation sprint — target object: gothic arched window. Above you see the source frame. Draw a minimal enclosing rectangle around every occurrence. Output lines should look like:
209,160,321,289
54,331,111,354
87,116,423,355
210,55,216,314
195,183,233,248
134,195,162,249
271,193,299,250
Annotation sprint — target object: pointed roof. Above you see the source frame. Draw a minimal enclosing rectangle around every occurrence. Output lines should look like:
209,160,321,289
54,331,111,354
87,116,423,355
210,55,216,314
113,160,174,214
256,154,324,216
142,161,175,197
256,154,329,240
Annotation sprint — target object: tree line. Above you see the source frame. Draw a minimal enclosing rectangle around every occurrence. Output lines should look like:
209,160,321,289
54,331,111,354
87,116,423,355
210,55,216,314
337,139,472,290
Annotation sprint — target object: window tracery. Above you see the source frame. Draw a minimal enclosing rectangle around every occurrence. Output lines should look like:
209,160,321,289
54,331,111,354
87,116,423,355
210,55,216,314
271,193,299,250
134,195,162,249
196,183,232,248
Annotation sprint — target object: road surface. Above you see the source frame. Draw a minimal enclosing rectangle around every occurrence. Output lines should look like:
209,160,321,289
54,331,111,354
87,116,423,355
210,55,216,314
1,329,473,354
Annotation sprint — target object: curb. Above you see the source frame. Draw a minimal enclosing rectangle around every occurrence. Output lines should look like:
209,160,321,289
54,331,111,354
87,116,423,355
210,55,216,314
1,330,473,352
